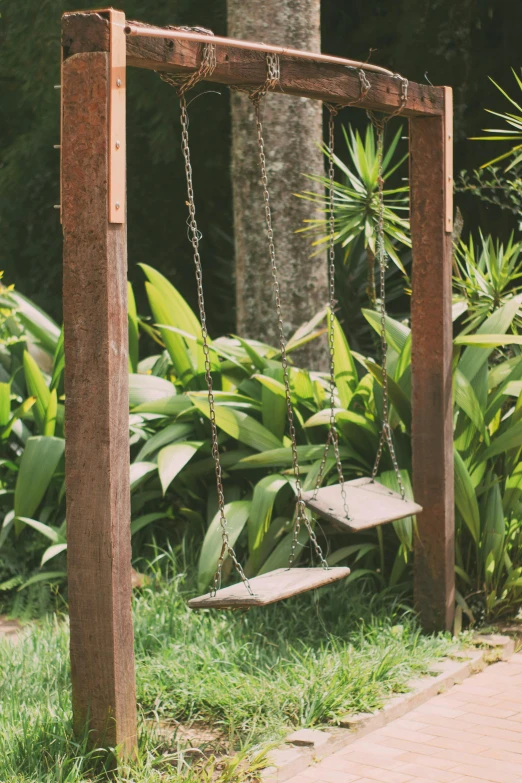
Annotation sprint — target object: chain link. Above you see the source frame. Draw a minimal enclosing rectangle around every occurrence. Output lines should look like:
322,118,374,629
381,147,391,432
162,38,253,597
249,56,329,570
367,75,409,500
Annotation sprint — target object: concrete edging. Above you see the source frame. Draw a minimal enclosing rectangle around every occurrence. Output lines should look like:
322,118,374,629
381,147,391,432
261,633,514,782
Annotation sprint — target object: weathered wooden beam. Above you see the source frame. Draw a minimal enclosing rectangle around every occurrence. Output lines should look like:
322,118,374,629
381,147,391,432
62,12,444,116
410,88,455,632
62,13,137,754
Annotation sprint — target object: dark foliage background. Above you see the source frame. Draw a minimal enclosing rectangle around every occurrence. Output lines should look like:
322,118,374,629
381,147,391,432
1,0,521,331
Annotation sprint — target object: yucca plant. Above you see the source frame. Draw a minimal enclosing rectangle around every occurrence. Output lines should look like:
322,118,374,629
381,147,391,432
454,232,522,333
298,124,410,304
471,69,522,170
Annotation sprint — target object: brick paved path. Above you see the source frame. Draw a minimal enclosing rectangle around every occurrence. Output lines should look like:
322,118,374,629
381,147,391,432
287,652,522,783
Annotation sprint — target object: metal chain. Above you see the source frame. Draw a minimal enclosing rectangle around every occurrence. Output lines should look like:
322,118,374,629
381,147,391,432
311,70,372,515
367,75,409,499
311,106,350,520
159,35,217,96
162,39,253,597
249,56,329,570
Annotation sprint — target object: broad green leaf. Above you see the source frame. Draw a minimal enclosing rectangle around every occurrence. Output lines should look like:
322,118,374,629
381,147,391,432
198,500,251,592
454,449,480,543
190,395,282,452
0,510,14,550
136,422,194,461
14,436,65,523
480,419,522,462
183,449,252,477
455,334,522,347
362,309,410,354
344,569,378,586
132,396,192,416
328,543,377,566
245,516,292,576
255,372,287,440
131,512,168,536
459,295,522,382
330,311,358,408
503,381,522,397
234,336,267,371
379,469,415,551
291,369,314,402
128,282,139,373
303,456,335,491
454,369,486,437
130,461,157,490
10,290,61,353
389,549,408,587
51,328,65,391
286,307,328,352
1,396,36,440
190,390,261,411
41,543,68,565
234,444,358,468
365,361,412,431
306,408,377,463
488,356,520,390
0,383,10,427
23,351,50,433
43,388,58,437
258,525,308,574
141,264,203,342
145,282,194,382
158,441,202,494
247,474,288,554
481,483,505,574
254,374,287,397
395,333,412,386
128,374,176,407
141,264,207,372
19,571,66,590
15,516,65,544
486,357,522,426
504,461,522,518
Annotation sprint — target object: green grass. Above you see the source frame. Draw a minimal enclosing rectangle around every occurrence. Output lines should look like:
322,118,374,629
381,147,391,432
0,569,461,782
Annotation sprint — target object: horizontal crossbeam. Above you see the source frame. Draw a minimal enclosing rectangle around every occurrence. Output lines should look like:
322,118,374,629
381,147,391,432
62,11,444,117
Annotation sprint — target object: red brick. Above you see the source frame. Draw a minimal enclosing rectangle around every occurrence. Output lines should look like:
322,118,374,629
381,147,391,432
396,763,461,782
426,736,488,755
450,765,519,783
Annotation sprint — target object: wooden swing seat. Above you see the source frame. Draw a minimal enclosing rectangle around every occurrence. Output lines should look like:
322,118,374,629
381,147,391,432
302,477,422,532
188,566,350,609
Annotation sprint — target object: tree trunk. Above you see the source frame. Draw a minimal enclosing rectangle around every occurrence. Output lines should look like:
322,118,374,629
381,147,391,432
227,0,328,370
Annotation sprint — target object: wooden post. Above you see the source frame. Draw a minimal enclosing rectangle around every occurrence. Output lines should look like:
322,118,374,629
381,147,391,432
410,88,455,632
61,10,137,754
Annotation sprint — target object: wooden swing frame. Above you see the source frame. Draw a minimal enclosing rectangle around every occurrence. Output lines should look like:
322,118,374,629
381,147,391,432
60,8,454,755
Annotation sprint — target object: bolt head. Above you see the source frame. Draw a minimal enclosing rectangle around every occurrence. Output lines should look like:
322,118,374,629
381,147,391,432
116,78,121,87
115,141,121,149
115,202,121,210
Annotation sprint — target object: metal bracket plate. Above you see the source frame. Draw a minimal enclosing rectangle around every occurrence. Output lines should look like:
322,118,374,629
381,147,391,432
108,9,126,223
444,86,453,234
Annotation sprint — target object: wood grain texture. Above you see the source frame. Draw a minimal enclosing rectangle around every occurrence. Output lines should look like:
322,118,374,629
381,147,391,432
188,567,350,609
410,91,455,633
61,12,443,115
62,48,137,754
126,27,443,116
302,478,422,531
